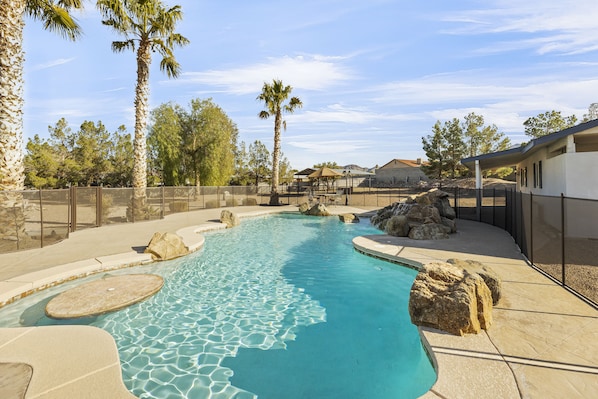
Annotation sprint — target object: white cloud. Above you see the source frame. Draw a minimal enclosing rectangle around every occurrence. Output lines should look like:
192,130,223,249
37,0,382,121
287,139,372,154
443,0,598,55
169,55,355,95
31,58,76,71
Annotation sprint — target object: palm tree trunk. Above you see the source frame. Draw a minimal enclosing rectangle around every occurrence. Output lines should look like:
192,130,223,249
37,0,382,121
270,111,281,205
131,42,150,219
0,0,26,192
0,1,28,247
133,43,150,193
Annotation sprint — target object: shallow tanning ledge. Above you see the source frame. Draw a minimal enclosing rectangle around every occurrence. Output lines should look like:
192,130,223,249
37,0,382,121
45,274,164,319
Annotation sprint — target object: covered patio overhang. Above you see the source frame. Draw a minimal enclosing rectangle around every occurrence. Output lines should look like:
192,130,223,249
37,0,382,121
460,118,598,220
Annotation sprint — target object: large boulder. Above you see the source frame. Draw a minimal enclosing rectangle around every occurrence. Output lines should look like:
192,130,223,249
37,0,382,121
447,259,502,305
371,189,457,240
144,232,189,261
298,202,310,214
409,262,493,336
220,210,240,228
306,203,331,216
339,213,360,223
408,223,450,240
385,215,410,237
406,204,442,224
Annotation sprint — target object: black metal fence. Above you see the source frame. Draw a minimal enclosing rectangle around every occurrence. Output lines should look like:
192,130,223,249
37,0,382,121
0,185,278,254
0,185,441,254
452,188,598,308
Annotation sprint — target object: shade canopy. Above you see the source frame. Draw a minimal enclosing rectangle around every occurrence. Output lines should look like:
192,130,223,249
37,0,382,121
308,167,343,178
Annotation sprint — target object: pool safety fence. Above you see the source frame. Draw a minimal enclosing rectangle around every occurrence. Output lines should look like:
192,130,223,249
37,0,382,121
451,188,598,308
0,185,433,254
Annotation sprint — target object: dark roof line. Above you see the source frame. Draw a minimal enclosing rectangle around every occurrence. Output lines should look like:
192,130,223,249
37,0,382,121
461,118,598,170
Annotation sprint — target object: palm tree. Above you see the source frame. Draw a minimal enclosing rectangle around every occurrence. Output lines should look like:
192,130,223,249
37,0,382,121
97,0,189,217
0,0,82,192
0,1,81,249
257,79,302,205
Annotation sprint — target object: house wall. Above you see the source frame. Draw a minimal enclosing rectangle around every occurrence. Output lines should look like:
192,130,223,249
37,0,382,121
375,165,428,184
516,146,598,200
515,147,598,238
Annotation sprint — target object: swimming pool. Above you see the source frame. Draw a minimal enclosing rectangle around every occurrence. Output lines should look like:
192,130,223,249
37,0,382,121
0,214,436,398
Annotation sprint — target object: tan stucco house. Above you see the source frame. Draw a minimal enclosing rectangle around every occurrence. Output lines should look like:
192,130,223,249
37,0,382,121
375,159,428,185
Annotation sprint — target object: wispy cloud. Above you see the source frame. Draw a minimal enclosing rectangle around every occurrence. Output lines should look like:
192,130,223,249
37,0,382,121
443,0,598,55
31,57,76,71
169,55,355,95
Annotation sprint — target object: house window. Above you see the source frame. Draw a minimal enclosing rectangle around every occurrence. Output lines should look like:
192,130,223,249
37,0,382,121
524,167,528,187
533,163,537,188
539,161,543,189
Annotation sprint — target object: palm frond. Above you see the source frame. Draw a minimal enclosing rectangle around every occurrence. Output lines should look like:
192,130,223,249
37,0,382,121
112,40,135,52
26,2,82,40
159,56,181,79
258,111,271,120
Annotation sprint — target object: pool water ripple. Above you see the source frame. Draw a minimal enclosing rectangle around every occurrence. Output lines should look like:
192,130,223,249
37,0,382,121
0,214,436,399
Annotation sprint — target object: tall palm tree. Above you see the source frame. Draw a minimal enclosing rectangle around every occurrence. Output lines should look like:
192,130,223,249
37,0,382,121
257,79,302,205
97,0,189,215
0,1,81,249
0,0,82,192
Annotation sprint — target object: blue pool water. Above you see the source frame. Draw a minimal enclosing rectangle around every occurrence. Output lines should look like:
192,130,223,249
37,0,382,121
0,214,436,398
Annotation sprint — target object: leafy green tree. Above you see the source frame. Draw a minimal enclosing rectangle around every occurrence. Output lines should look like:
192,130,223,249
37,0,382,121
147,99,238,186
278,155,294,185
24,135,60,188
421,121,447,179
180,99,238,186
230,141,252,185
581,103,598,123
463,112,512,178
523,110,577,138
97,0,189,200
106,126,133,186
25,118,133,188
257,79,302,205
313,161,340,169
444,118,466,178
248,140,270,186
72,121,113,185
148,103,183,186
0,0,83,192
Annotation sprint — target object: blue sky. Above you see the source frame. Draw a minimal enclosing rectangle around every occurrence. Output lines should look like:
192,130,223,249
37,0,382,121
23,0,598,170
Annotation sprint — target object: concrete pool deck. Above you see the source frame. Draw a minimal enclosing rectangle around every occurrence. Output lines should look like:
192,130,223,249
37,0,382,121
0,205,596,398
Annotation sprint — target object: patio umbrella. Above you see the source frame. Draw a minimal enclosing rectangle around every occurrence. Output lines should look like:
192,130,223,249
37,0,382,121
308,167,343,191
307,167,343,178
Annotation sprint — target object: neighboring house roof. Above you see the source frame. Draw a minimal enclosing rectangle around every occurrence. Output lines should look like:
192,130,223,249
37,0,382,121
295,168,316,176
379,159,426,169
461,119,598,170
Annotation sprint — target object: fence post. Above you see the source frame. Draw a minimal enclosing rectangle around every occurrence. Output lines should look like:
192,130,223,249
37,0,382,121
561,193,566,286
529,192,534,265
66,188,70,238
161,185,165,218
504,188,508,230
131,189,135,223
455,186,461,219
96,186,102,227
492,188,496,226
70,186,77,232
39,188,44,248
